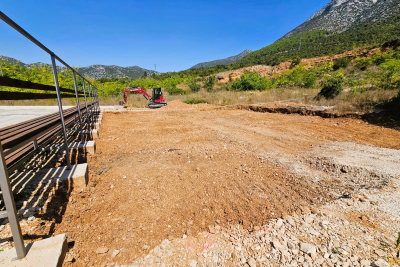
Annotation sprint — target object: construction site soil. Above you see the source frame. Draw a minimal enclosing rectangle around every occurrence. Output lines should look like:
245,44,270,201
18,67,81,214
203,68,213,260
2,100,400,266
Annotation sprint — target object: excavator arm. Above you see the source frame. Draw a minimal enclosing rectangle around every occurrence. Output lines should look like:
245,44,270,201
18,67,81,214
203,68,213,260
124,87,151,103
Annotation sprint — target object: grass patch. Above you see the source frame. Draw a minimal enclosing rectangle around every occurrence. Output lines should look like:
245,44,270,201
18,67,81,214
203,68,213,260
184,98,209,104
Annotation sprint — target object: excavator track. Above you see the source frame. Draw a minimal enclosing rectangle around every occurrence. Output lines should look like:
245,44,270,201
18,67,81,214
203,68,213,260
146,103,168,109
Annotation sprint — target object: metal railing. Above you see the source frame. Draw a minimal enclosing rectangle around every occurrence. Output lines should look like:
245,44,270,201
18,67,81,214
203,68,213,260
0,10,101,259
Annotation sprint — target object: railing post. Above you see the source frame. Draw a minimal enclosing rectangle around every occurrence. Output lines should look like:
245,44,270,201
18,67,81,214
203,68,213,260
72,72,84,143
0,142,26,259
95,88,99,113
87,84,93,122
33,139,38,150
50,55,71,170
92,85,97,114
82,79,89,121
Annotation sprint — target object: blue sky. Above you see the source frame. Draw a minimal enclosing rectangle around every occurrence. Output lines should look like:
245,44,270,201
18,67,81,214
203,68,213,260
0,0,328,72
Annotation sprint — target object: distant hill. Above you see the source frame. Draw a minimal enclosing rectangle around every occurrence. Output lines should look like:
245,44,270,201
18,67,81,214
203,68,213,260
190,49,252,69
77,65,158,80
237,0,400,68
0,56,157,79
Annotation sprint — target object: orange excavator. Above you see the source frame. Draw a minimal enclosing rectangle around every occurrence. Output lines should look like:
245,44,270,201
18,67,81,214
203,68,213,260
123,87,167,109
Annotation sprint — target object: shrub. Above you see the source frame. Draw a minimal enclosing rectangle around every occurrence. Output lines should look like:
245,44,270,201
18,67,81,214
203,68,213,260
166,87,186,95
231,71,272,91
185,98,208,104
333,57,352,70
355,58,372,71
204,76,215,92
303,71,317,88
317,73,344,99
189,81,201,92
378,59,400,89
291,57,301,68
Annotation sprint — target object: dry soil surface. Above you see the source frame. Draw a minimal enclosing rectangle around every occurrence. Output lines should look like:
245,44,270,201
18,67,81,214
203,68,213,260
1,100,400,267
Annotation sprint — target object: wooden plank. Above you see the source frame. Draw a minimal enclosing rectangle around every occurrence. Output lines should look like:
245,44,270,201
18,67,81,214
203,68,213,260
0,76,80,94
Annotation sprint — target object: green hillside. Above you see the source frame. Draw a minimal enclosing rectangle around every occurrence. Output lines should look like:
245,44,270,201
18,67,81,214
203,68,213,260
236,15,400,68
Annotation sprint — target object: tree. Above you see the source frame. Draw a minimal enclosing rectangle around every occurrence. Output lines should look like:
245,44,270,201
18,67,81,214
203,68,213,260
189,81,201,92
316,72,344,99
204,76,215,92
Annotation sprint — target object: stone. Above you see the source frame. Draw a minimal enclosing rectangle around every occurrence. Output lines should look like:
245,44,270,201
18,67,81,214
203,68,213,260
360,260,371,267
333,240,340,248
287,216,296,227
189,259,197,267
17,209,25,216
96,247,109,254
111,249,120,257
276,219,284,228
208,225,216,234
300,243,316,255
247,257,257,267
304,216,314,224
373,259,390,267
287,242,296,250
359,197,367,202
64,254,74,262
23,210,35,218
310,207,318,214
28,215,35,221
272,239,284,250
374,249,386,257
309,229,319,236
291,248,299,255
241,257,247,263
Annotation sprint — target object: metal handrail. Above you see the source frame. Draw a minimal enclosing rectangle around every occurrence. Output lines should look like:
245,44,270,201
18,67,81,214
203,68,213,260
0,11,93,86
0,10,101,259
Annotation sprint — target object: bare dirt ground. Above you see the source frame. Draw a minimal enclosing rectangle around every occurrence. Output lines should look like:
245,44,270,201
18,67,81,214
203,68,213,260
1,100,399,266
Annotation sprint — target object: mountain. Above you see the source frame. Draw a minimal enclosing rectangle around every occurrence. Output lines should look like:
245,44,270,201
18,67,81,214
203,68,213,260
237,0,400,68
282,0,400,39
0,55,22,65
0,56,157,79
190,49,252,69
77,65,158,80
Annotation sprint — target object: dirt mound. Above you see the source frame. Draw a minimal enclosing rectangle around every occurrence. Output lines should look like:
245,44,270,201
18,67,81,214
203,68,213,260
233,103,363,119
163,99,189,109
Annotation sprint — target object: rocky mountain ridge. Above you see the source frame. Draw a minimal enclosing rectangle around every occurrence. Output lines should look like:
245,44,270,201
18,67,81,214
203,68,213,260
190,49,252,69
282,0,400,39
0,55,157,79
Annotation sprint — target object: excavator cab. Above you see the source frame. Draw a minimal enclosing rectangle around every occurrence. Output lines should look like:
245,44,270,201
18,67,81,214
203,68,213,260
152,87,164,103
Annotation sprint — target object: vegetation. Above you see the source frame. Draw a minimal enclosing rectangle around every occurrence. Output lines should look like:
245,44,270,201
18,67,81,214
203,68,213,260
189,81,201,93
238,15,400,68
204,76,215,92
2,36,400,114
317,73,345,100
231,71,272,91
184,98,208,104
